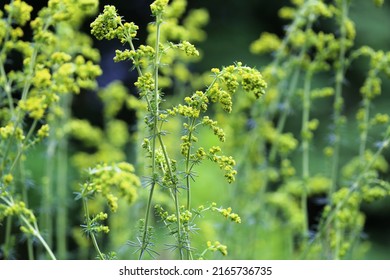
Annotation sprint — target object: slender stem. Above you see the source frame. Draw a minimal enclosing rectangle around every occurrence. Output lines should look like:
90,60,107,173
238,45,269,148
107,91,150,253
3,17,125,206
9,119,39,173
90,233,105,260
19,160,34,260
0,69,14,114
334,221,341,260
269,17,312,163
183,116,201,260
56,138,68,259
139,14,170,259
129,12,189,260
20,211,56,260
173,187,183,260
28,221,57,260
301,70,312,239
330,0,348,196
359,98,370,162
185,118,197,211
155,130,184,259
1,195,56,259
56,95,70,260
82,197,104,260
41,134,56,250
3,216,13,259
269,63,302,163
138,182,155,260
186,172,191,210
267,1,315,115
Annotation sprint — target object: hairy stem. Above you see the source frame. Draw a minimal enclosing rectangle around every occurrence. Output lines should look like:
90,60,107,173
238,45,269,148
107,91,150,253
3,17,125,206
185,118,197,211
82,197,104,260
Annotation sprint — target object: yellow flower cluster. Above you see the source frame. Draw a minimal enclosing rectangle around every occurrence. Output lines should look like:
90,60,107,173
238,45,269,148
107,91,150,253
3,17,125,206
214,207,241,223
250,32,282,55
0,201,36,224
0,123,24,140
150,0,169,16
171,41,200,57
4,0,33,26
18,96,47,120
82,212,110,234
67,119,103,147
83,162,141,212
206,241,228,256
209,146,237,183
2,174,13,185
90,5,122,40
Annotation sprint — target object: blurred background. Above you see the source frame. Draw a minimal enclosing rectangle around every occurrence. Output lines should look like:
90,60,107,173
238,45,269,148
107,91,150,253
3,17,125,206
7,0,390,259
88,0,390,259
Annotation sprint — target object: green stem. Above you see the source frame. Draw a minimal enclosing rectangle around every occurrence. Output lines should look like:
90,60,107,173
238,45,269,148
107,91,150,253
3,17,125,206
55,95,70,260
269,63,302,163
41,134,56,251
23,219,57,260
139,14,168,259
301,70,312,239
173,187,183,260
267,1,315,115
0,67,14,114
269,17,312,163
185,118,197,211
56,139,68,259
138,182,155,260
330,0,348,196
82,197,104,260
155,130,184,259
9,119,39,173
128,13,188,260
184,119,195,260
90,233,105,260
19,160,34,260
334,221,342,260
359,98,370,162
3,216,13,259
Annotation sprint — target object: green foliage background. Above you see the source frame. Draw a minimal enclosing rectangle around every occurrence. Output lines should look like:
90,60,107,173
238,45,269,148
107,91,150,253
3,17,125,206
1,0,390,260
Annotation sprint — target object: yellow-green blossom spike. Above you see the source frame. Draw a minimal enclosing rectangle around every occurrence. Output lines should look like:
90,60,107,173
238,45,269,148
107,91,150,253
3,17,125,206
4,0,33,26
250,32,282,55
3,174,14,185
91,5,122,40
150,0,170,16
37,124,50,139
